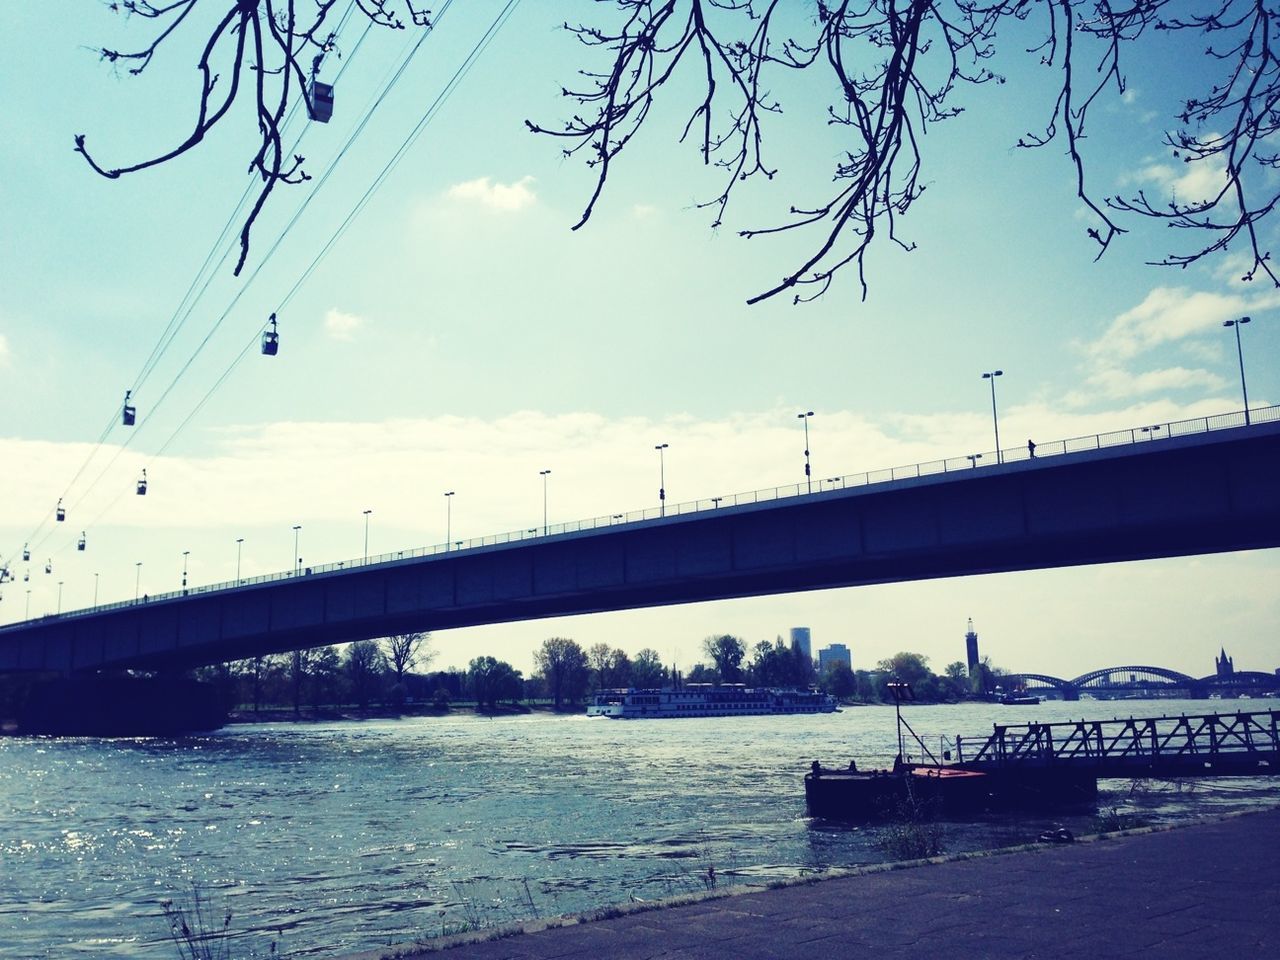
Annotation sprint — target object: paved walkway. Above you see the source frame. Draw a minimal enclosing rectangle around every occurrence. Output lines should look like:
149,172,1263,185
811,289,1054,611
348,808,1280,960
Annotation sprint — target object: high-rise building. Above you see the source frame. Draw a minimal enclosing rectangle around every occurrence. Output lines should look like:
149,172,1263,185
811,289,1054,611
790,627,812,662
965,618,980,674
818,643,852,673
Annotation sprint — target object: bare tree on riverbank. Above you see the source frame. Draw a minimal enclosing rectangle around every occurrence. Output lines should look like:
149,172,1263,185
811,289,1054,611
382,632,434,685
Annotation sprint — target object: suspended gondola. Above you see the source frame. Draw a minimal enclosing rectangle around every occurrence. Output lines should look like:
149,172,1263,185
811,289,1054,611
45,560,52,574
56,498,65,522
136,469,148,496
122,390,136,426
22,543,30,561
262,313,279,355
77,532,86,551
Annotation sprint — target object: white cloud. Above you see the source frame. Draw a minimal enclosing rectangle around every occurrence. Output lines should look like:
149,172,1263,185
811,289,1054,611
1081,366,1228,400
1131,152,1227,204
445,175,537,212
0,332,9,366
632,203,658,219
1085,287,1255,364
323,308,367,341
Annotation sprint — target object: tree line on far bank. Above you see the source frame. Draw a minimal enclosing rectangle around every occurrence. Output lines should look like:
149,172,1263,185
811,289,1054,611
183,632,1007,717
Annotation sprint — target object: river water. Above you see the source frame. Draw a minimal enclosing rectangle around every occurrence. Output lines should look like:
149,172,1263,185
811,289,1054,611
1,697,1276,959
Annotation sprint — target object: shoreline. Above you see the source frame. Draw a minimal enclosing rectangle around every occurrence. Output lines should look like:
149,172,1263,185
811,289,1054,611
334,804,1280,960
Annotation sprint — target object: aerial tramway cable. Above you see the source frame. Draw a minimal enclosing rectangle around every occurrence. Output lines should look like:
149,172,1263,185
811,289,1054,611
9,4,461,575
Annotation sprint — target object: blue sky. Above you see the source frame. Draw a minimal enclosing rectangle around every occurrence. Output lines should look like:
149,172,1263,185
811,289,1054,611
1,2,1277,679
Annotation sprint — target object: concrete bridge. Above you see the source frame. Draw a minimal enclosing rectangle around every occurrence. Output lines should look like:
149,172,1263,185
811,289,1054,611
3,408,1279,675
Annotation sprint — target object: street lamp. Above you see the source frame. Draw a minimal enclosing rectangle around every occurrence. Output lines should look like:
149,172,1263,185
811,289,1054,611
94,572,99,606
135,561,142,601
982,370,1004,464
444,492,455,549
540,469,551,535
655,444,669,516
25,589,30,620
182,550,190,592
826,476,842,490
57,581,63,614
1223,316,1252,425
292,525,302,574
797,411,815,492
363,509,372,562
236,538,244,584
711,496,723,508
966,453,983,468
1141,425,1163,441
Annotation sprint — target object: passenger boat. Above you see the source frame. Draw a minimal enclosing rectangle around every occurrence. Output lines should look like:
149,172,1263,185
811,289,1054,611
999,693,1041,705
587,683,838,719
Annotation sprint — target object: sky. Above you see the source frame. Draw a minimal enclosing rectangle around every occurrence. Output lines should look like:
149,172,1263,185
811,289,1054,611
1,2,1277,681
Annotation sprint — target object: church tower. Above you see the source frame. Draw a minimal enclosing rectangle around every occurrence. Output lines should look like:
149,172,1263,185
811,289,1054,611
1216,647,1235,678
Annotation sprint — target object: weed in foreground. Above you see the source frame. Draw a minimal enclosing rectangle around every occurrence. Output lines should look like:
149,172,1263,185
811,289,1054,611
161,883,279,960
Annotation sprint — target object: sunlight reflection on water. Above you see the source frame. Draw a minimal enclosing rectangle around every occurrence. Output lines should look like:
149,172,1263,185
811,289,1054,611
0,698,1275,958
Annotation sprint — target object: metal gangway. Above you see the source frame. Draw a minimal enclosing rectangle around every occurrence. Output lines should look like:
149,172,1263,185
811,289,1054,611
955,709,1280,778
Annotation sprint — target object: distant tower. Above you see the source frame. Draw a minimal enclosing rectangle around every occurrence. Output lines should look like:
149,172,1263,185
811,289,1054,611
1216,647,1235,678
965,618,980,674
790,627,812,662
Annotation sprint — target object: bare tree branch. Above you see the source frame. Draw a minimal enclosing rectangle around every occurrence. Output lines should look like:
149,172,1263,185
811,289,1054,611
533,0,1280,303
78,1,425,275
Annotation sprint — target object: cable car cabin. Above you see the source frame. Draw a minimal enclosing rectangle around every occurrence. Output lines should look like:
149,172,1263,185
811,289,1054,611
262,313,279,355
56,500,65,522
308,80,334,122
77,533,86,551
136,469,148,496
123,390,136,426
22,544,30,561
44,561,52,574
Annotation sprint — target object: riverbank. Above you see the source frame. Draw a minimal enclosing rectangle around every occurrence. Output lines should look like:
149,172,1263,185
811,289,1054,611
340,805,1280,960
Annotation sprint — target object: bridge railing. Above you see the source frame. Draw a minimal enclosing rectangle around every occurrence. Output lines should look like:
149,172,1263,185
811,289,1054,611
11,404,1278,626
958,710,1280,767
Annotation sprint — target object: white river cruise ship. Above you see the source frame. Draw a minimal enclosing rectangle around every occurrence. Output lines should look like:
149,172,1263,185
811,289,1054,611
587,684,838,719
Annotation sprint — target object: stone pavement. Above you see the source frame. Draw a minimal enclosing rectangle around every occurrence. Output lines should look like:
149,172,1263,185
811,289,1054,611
348,808,1280,960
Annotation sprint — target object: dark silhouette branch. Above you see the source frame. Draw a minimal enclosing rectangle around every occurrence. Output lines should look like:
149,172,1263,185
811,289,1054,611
533,0,1280,303
78,1,423,275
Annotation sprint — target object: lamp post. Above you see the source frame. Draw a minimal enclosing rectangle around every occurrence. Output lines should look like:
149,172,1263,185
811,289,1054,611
982,370,1003,463
1141,425,1163,441
655,444,668,516
826,476,842,490
711,496,723,508
94,572,99,606
1223,316,1252,425
135,561,142,601
182,550,190,592
444,492,455,549
966,453,983,468
236,538,244,584
25,589,30,620
797,411,814,492
540,469,551,535
363,509,372,562
57,581,63,614
292,525,302,574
